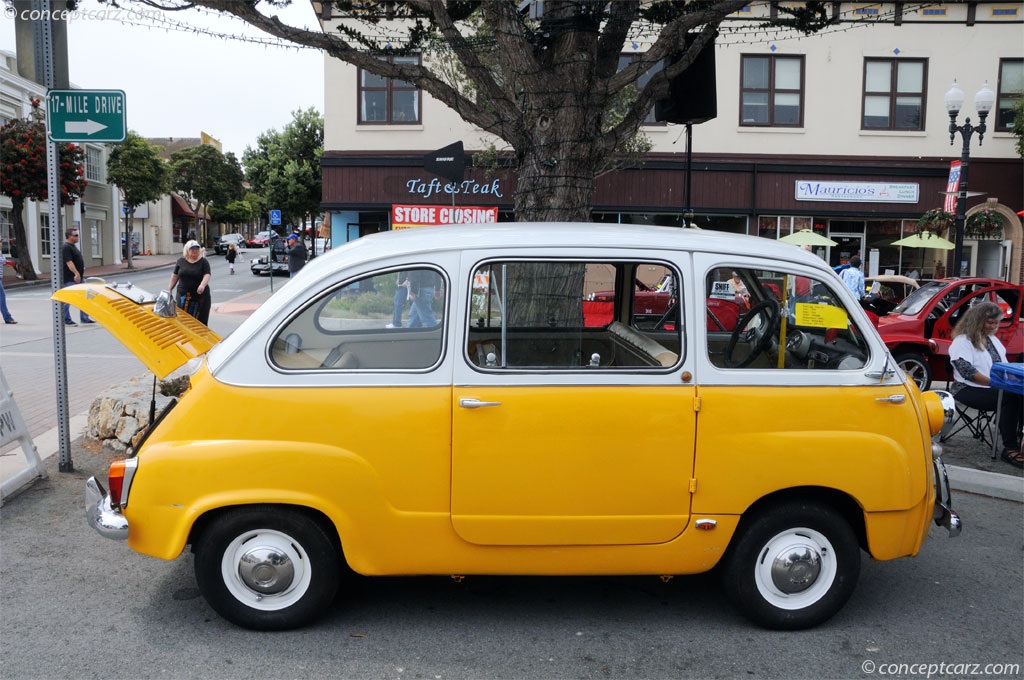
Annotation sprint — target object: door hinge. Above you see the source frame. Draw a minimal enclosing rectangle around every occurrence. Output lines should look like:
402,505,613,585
692,396,701,412
689,478,698,493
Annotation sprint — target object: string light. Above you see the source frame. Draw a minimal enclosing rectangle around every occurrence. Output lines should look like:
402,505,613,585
110,2,943,53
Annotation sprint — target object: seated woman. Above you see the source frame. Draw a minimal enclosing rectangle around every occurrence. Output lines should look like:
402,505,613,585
948,301,1023,469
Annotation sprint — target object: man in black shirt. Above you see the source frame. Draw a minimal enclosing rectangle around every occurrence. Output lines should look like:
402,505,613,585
60,228,94,325
285,233,307,277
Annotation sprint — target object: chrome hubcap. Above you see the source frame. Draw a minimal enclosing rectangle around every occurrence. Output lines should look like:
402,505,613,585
770,544,822,594
238,547,295,595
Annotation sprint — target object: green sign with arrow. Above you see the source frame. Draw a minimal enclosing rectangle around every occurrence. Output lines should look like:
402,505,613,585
47,89,126,143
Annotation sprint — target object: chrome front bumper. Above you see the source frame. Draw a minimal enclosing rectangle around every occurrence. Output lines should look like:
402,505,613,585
931,443,962,537
85,476,129,540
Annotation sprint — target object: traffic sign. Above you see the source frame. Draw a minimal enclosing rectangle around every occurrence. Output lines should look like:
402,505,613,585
46,89,126,143
269,210,282,226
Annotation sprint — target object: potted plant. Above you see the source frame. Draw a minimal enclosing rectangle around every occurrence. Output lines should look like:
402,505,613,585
917,208,954,236
965,209,1003,239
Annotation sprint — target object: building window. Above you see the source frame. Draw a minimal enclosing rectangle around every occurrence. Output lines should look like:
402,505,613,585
0,209,11,255
618,54,663,125
41,214,51,257
358,55,421,124
995,58,1023,131
89,218,102,258
85,146,105,183
862,58,927,130
740,55,804,126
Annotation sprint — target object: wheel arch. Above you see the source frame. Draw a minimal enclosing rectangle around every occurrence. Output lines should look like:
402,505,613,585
188,502,347,567
729,486,868,554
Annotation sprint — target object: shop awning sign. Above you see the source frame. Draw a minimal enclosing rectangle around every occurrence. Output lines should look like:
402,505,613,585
392,204,498,230
795,180,919,204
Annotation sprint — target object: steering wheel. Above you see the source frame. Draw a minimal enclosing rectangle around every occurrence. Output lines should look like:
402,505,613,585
724,299,781,368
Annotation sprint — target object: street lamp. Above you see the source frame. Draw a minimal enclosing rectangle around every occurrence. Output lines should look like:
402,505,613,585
944,80,995,277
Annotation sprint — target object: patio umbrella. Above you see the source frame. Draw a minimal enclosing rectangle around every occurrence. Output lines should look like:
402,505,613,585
891,231,955,275
890,232,955,249
779,229,838,246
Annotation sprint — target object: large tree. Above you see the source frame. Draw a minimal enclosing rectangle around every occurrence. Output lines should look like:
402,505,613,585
0,98,87,281
122,0,833,222
168,144,244,245
242,107,323,234
107,132,168,270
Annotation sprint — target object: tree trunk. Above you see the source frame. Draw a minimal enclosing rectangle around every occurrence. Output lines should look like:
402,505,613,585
125,209,136,270
9,196,38,281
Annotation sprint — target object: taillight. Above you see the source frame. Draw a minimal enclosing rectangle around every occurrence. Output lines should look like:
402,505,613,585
108,460,126,508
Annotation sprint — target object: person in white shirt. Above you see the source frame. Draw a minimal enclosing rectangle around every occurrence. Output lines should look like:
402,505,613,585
839,256,865,299
948,301,1022,468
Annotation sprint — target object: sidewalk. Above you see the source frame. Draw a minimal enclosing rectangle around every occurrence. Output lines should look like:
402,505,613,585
3,252,180,290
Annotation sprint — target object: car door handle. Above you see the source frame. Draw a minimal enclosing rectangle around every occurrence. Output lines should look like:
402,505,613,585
459,398,502,409
875,394,906,404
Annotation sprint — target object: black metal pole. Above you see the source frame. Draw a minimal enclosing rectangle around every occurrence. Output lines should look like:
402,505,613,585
683,123,693,227
948,112,988,278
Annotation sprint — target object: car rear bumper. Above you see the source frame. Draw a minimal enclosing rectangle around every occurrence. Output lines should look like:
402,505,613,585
85,476,129,540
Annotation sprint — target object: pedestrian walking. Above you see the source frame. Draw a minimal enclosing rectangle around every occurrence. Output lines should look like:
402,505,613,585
226,243,238,275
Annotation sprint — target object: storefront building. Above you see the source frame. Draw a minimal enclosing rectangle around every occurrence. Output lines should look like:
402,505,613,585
319,3,1023,284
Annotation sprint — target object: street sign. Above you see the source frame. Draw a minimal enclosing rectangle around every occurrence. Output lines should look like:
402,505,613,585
269,210,282,226
46,89,126,143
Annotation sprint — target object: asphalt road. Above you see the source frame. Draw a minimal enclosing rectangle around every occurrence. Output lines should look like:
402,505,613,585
1,448,1021,680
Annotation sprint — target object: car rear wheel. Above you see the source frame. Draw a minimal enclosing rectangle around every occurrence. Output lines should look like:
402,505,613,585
194,506,340,630
722,502,860,630
894,351,931,391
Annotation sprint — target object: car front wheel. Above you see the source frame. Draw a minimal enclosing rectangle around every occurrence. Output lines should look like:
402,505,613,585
894,351,931,391
194,506,340,631
722,502,860,630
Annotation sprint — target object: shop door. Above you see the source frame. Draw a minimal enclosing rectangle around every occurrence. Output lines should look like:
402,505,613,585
829,234,864,269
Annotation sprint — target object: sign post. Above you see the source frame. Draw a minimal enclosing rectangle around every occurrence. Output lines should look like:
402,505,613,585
46,89,127,143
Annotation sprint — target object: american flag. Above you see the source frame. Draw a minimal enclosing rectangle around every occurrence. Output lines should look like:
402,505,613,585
943,161,961,213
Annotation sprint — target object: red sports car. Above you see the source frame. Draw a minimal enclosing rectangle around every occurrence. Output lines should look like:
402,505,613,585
875,277,1023,391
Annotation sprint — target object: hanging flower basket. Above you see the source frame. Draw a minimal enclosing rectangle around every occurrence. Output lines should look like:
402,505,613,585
965,209,1003,240
917,208,954,236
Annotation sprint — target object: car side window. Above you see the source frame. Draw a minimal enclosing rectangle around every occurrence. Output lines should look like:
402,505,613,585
706,266,868,370
467,260,682,370
270,267,446,371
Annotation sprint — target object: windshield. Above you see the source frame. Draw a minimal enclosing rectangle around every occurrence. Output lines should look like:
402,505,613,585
891,281,946,316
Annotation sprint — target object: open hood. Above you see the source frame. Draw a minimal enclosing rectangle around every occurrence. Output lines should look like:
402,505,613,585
52,282,221,379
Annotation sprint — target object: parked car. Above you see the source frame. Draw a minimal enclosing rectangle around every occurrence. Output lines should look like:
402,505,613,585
215,233,247,255
57,224,957,632
250,236,288,276
248,231,273,248
875,277,1023,390
860,275,921,321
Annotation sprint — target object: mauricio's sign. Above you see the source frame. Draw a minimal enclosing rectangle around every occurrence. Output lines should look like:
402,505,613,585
795,180,919,204
47,89,127,143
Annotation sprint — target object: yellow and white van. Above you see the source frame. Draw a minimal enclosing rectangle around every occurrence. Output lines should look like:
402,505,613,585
58,223,958,631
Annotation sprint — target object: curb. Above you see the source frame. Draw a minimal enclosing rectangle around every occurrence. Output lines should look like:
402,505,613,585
946,464,1024,503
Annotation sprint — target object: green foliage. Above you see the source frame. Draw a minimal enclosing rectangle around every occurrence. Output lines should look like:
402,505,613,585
917,208,954,234
242,108,322,229
169,144,244,240
0,97,87,280
107,132,167,210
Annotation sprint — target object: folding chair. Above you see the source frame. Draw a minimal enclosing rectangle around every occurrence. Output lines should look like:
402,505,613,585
939,400,997,454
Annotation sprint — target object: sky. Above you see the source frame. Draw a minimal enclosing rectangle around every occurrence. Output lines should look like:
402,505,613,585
1,0,324,159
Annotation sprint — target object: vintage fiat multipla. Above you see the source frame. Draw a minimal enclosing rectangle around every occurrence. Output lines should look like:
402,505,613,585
57,223,959,632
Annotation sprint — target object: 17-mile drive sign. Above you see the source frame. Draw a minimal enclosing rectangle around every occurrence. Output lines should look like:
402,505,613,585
47,89,126,143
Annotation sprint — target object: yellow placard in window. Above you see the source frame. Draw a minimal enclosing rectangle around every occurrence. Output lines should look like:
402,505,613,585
794,302,848,329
